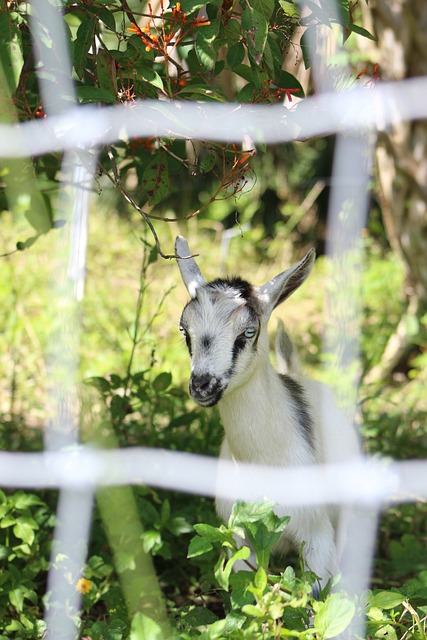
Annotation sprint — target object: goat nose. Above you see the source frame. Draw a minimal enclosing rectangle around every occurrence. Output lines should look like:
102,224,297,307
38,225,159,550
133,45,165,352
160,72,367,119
191,373,211,392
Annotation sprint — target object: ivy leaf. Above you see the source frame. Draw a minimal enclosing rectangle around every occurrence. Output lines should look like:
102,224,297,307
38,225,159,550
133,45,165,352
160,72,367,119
142,156,169,206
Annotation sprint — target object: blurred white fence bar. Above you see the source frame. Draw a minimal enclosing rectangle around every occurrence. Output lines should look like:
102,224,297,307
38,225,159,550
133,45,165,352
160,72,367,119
0,448,426,505
1,77,427,157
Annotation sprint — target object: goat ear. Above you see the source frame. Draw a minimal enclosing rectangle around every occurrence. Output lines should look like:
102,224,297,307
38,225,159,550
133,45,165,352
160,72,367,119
175,236,206,299
258,248,315,316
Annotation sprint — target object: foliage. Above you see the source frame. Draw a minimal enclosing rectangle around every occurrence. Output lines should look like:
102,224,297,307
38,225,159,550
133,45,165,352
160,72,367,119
0,489,54,638
0,0,373,254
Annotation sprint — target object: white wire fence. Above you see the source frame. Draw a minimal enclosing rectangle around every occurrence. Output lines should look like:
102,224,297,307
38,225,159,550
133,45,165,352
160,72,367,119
1,0,426,638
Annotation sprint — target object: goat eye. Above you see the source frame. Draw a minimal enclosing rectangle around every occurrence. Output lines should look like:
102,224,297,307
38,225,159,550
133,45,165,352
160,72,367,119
244,327,257,339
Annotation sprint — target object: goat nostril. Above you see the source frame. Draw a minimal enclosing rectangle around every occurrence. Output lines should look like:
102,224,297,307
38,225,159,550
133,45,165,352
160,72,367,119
192,374,212,392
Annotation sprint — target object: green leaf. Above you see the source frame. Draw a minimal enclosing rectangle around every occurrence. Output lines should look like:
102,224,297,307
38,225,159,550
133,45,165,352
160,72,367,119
97,49,117,96
1,515,16,528
193,523,232,544
200,153,216,174
335,0,350,27
130,612,164,640
87,376,111,393
25,192,53,234
187,534,213,558
314,593,355,638
348,23,377,41
372,624,398,639
9,588,24,613
214,546,250,590
13,519,36,546
86,5,116,31
74,18,97,80
223,19,241,46
235,83,257,103
278,1,300,17
232,64,253,83
242,603,264,617
181,606,218,627
142,529,162,554
369,591,405,610
254,567,268,593
196,21,219,72
168,516,193,535
179,0,206,14
13,492,45,510
227,42,245,69
176,85,227,101
300,24,317,69
241,8,268,66
138,66,164,91
0,12,24,94
229,572,256,609
76,85,117,104
251,0,275,20
152,372,172,392
264,36,282,80
142,157,169,206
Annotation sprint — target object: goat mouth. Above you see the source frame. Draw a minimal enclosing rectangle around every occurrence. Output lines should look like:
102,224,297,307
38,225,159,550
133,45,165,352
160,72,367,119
190,388,223,407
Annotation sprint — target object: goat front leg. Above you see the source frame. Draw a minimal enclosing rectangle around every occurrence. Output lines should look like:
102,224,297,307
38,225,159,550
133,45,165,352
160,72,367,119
299,518,337,596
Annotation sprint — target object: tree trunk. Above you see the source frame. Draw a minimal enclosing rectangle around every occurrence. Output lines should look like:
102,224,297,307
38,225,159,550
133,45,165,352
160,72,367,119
363,0,427,382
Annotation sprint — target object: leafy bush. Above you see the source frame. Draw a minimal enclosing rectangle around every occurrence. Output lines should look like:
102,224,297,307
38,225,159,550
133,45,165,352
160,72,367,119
0,490,54,638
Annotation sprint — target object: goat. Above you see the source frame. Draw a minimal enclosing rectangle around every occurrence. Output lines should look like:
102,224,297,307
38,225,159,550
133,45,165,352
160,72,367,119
175,235,361,590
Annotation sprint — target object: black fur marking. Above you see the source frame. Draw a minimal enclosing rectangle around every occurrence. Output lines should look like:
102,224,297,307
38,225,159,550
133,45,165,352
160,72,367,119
179,314,192,356
279,374,315,451
232,335,247,363
201,335,212,350
185,333,192,356
206,277,261,316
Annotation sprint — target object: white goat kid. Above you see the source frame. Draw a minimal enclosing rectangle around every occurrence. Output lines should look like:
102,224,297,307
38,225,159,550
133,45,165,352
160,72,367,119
175,236,360,590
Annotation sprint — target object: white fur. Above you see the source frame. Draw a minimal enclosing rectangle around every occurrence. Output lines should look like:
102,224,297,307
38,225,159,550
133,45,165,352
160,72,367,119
175,236,361,588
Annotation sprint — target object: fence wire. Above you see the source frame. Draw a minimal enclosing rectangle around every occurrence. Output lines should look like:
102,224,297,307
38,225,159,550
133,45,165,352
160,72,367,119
1,0,426,638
